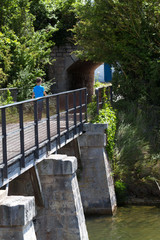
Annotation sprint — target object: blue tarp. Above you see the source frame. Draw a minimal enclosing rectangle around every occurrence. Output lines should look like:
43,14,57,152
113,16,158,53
94,63,112,82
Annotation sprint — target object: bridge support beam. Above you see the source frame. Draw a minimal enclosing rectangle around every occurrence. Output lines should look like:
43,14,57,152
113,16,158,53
0,196,36,240
36,154,89,240
78,123,117,215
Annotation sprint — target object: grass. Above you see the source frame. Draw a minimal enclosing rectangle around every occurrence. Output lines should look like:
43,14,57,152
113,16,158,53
113,99,160,199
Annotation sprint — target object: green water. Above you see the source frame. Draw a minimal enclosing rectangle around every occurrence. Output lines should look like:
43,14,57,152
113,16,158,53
86,206,160,240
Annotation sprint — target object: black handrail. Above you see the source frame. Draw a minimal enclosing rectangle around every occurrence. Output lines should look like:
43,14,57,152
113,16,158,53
0,87,87,109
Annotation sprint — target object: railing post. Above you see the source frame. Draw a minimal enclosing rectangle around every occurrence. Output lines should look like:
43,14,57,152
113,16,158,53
65,93,69,139
34,101,39,159
1,108,7,178
85,88,88,122
79,90,83,131
46,98,51,151
106,86,109,101
56,95,60,147
102,87,105,107
110,86,113,103
73,92,77,134
105,87,108,103
19,104,25,168
95,88,99,115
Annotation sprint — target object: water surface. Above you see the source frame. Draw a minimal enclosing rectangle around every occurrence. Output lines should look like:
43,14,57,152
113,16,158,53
87,206,160,240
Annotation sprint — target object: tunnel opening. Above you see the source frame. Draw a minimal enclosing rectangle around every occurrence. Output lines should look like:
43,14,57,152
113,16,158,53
67,60,102,101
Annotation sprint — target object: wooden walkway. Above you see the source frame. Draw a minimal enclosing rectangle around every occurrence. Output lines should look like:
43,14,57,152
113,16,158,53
0,115,77,163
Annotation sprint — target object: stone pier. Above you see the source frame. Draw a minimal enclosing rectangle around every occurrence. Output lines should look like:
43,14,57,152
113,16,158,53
0,196,36,240
78,123,117,215
36,154,89,240
58,123,117,215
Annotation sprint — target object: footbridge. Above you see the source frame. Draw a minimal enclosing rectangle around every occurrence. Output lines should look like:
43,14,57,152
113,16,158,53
0,88,87,187
0,86,116,240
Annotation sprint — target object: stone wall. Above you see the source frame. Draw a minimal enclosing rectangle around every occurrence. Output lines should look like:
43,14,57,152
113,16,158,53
58,123,117,215
49,44,101,101
49,44,77,93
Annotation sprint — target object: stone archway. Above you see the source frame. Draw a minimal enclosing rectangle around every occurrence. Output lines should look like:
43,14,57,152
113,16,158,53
48,44,101,100
67,60,101,101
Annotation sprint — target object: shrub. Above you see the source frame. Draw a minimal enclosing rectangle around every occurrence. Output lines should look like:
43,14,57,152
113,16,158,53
113,100,160,198
115,180,127,206
0,89,14,106
93,101,117,160
87,88,117,161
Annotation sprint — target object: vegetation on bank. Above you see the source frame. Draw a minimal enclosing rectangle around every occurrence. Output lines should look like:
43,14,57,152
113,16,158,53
72,0,160,204
88,84,160,205
114,99,160,203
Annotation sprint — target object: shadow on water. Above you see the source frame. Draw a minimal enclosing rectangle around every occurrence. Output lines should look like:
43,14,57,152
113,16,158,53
86,206,160,240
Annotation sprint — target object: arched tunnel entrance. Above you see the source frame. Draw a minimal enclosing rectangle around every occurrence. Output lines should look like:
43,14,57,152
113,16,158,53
67,60,101,101
48,45,102,101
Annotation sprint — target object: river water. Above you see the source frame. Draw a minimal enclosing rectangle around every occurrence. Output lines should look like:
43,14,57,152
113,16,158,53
86,206,160,240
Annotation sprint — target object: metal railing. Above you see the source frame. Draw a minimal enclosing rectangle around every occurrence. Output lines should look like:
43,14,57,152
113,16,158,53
95,85,112,115
0,88,87,178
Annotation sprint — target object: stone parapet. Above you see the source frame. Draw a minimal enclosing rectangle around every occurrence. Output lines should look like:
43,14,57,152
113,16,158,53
38,154,77,176
79,123,108,147
83,123,108,133
0,196,35,226
0,196,37,240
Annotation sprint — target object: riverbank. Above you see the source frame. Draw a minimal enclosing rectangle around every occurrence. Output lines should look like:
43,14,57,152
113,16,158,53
125,197,160,206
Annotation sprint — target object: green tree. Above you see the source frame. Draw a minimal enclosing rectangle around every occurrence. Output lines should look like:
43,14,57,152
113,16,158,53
0,0,54,99
73,0,160,105
30,0,76,45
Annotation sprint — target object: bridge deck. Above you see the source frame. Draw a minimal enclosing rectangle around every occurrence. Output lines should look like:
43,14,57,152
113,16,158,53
0,86,112,188
0,114,84,162
0,88,87,187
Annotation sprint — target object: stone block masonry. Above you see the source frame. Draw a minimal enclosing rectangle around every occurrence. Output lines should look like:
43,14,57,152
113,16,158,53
0,196,37,240
58,123,117,215
36,154,89,240
49,44,100,101
78,123,117,215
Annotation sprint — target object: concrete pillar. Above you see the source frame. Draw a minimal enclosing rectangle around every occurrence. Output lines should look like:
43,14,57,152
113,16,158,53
78,123,117,215
36,154,89,240
0,196,36,240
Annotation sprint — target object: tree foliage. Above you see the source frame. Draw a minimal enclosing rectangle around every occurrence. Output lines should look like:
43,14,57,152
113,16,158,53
73,0,160,105
30,0,76,45
0,0,78,100
87,89,117,160
0,0,54,100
